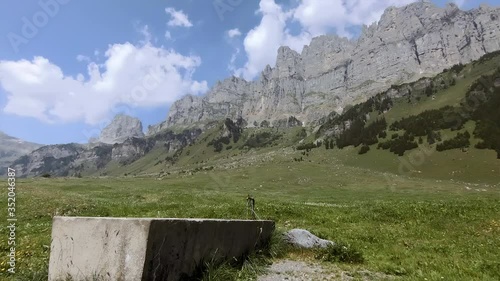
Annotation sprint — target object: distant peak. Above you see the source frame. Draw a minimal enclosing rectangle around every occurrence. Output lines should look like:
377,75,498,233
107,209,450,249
277,46,299,56
97,114,144,144
112,113,138,120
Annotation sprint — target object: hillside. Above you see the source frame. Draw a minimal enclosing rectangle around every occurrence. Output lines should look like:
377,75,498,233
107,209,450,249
11,51,500,183
29,50,493,185
11,129,201,177
4,1,500,281
0,131,42,174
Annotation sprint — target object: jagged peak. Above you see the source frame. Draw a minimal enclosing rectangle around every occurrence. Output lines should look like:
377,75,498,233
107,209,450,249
158,1,500,131
260,64,273,80
277,46,299,56
308,34,350,46
444,2,460,14
97,113,145,144
174,94,201,104
361,22,378,38
110,113,137,121
256,45,304,79
211,76,249,91
404,0,435,10
215,75,247,85
276,46,301,67
378,0,439,24
445,2,459,9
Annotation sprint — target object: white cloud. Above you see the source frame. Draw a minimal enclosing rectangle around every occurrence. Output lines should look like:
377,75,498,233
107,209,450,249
228,47,241,72
165,31,172,40
234,0,417,80
293,0,415,37
0,42,208,125
453,0,466,8
138,24,153,44
227,28,242,38
234,0,312,80
293,0,349,37
76,55,90,62
165,7,193,28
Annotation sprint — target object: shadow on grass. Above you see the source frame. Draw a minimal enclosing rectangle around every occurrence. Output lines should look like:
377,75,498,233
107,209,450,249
196,230,290,281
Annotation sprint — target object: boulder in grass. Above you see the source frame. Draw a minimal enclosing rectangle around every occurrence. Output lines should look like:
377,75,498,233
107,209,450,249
284,229,334,249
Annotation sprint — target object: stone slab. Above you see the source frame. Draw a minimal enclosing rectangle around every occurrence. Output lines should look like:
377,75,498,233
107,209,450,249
48,217,275,281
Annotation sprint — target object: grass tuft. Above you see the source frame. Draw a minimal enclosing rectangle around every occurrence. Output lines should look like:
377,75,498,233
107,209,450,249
199,230,289,280
315,242,365,264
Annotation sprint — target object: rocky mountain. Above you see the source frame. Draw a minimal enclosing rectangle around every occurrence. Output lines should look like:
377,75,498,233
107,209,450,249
0,131,42,173
10,2,500,178
10,111,202,177
161,2,500,130
95,114,145,144
12,129,202,177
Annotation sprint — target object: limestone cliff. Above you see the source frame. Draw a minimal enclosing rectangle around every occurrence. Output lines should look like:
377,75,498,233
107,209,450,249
96,114,145,144
161,2,500,130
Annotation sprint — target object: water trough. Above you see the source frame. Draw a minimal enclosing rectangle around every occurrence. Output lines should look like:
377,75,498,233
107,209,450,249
48,216,275,281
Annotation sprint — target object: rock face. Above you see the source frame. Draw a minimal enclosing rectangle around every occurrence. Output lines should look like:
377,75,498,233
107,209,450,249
12,129,202,177
164,2,500,128
0,131,42,173
97,114,145,144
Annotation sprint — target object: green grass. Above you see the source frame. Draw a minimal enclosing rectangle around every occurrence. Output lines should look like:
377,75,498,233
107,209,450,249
324,128,500,185
1,157,499,280
3,46,500,281
384,57,500,124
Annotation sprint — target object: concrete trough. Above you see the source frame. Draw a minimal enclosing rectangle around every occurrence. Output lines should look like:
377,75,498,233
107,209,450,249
48,216,275,281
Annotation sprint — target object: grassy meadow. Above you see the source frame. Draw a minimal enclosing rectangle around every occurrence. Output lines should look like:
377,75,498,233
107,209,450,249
1,46,500,281
1,156,499,280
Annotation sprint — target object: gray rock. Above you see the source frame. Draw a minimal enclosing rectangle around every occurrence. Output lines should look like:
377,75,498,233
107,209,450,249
284,229,334,249
12,129,202,177
0,131,42,174
97,114,145,144
11,143,86,177
159,2,500,130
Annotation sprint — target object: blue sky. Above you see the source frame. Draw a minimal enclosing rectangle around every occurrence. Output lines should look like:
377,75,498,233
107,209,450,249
0,0,497,145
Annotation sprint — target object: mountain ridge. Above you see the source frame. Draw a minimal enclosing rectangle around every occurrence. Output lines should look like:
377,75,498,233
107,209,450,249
0,131,42,173
8,2,500,178
94,114,145,144
10,50,500,178
150,1,500,133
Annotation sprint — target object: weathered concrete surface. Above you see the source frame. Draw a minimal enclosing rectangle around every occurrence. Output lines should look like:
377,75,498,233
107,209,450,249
48,217,274,281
